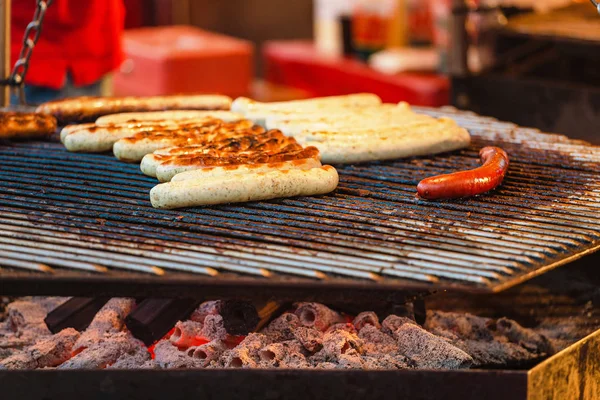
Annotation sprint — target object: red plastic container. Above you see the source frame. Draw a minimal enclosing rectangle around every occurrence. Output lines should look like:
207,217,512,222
112,26,254,97
263,41,449,106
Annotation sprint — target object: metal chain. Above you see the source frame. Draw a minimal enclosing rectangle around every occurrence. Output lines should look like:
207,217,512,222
1,0,54,104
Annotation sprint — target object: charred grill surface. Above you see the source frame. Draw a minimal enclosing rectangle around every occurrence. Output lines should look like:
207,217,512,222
1,107,600,298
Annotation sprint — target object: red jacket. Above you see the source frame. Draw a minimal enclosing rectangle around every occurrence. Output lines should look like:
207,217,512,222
11,0,125,89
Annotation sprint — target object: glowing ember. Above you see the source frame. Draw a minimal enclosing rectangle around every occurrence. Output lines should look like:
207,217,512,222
0,298,559,370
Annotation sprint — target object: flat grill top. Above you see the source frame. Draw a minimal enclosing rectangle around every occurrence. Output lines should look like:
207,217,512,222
1,106,600,300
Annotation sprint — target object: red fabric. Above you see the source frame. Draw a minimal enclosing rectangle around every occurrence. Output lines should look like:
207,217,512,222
123,0,144,29
263,41,449,107
11,0,125,89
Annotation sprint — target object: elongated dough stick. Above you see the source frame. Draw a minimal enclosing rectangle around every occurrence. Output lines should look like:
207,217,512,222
170,158,322,182
140,132,300,178
61,118,233,152
300,121,471,164
96,110,242,126
150,166,339,209
112,121,260,162
63,124,184,153
0,112,57,140
232,94,381,125
37,94,232,124
154,146,315,182
267,111,434,136
232,93,381,113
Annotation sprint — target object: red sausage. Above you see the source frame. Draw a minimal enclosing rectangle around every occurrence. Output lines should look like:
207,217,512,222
417,146,509,200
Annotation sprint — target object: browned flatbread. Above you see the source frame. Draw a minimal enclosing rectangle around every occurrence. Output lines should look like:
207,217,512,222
140,129,302,179
36,94,232,125
155,144,312,168
112,120,265,162
0,112,57,140
154,130,298,157
152,146,318,182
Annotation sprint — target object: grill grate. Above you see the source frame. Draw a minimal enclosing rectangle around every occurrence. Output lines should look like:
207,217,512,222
1,106,600,299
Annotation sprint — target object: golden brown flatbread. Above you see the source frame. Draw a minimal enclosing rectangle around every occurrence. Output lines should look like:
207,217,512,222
0,112,57,140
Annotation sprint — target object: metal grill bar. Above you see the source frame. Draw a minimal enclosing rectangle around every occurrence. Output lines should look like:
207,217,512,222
1,107,600,298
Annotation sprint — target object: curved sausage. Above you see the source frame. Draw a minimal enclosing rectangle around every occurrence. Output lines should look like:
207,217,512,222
417,146,509,200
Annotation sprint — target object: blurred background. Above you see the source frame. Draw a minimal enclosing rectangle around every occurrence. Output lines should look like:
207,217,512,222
113,0,599,141
8,0,600,140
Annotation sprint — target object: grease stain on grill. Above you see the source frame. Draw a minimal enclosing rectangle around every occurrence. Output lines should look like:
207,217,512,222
1,108,600,297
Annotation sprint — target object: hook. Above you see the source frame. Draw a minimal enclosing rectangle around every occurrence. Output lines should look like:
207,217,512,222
591,0,600,15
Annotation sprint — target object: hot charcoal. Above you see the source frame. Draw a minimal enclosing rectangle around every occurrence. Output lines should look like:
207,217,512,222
220,333,269,368
187,339,227,367
44,297,110,334
0,297,12,321
59,332,145,370
74,298,136,352
125,298,199,346
1,297,69,352
200,315,229,341
0,297,586,371
0,328,79,369
358,325,400,355
108,347,153,369
153,340,204,369
190,300,260,336
424,311,555,367
294,303,345,331
170,320,205,348
353,312,381,331
292,326,323,353
393,323,473,369
262,313,300,342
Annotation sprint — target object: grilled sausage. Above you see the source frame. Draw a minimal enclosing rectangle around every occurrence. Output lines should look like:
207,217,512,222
60,121,190,143
0,112,57,140
60,123,97,143
140,132,300,178
154,146,317,182
170,158,322,182
150,165,339,209
95,110,243,126
63,125,153,152
61,119,222,153
36,94,232,124
112,121,260,162
417,146,509,200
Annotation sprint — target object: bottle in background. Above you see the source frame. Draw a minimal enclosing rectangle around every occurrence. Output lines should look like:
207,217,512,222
406,0,434,46
314,0,354,57
465,3,506,74
429,0,452,73
352,0,399,61
387,0,408,49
